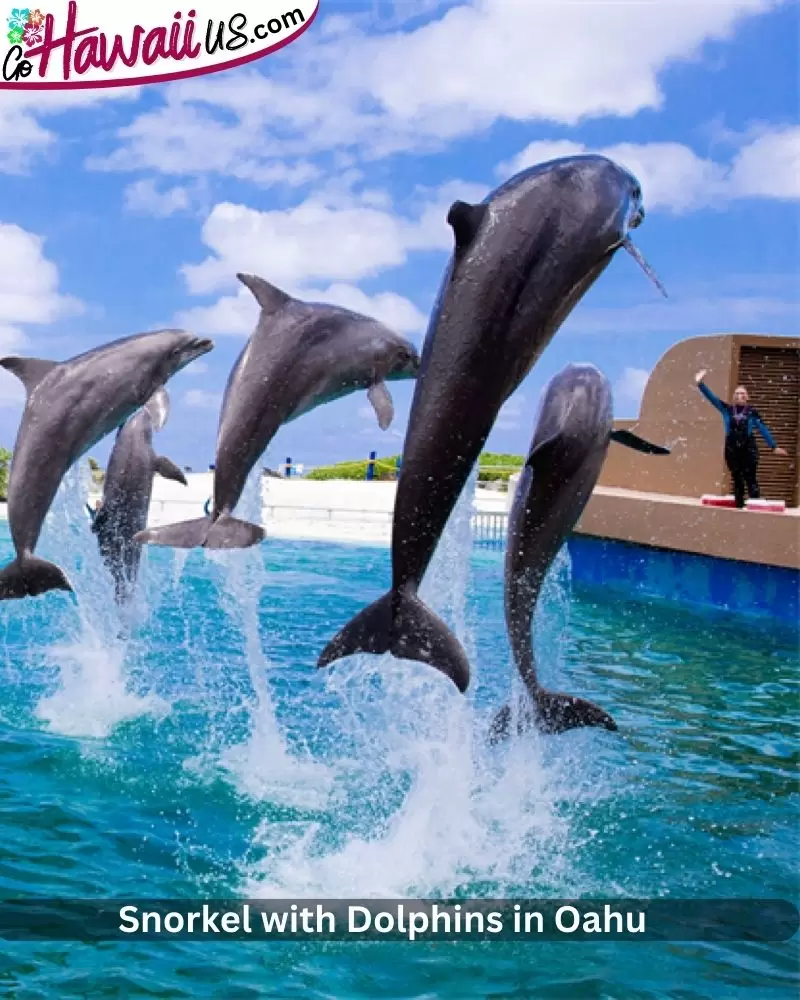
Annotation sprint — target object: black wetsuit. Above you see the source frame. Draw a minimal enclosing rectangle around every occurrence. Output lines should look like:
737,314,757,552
698,382,777,508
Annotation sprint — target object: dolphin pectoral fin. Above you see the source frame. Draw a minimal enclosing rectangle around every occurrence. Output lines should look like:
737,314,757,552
204,513,265,549
145,388,170,432
318,590,471,694
134,517,211,549
367,381,394,431
535,689,617,735
609,429,670,455
0,357,57,394
0,555,72,601
236,272,292,315
154,455,187,485
447,200,488,253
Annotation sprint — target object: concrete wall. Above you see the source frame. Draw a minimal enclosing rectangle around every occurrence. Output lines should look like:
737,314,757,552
599,333,734,497
599,332,800,500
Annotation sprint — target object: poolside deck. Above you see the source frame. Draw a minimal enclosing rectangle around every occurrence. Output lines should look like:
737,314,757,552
577,486,800,571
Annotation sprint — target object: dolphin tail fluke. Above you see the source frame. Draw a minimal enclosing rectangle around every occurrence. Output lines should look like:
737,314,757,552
134,517,212,549
0,555,72,601
536,690,617,734
318,590,471,693
487,689,616,742
317,592,394,665
203,513,265,549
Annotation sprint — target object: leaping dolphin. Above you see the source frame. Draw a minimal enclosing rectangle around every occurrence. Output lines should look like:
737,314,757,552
135,272,420,550
92,388,187,605
318,154,666,693
0,330,213,601
488,363,669,740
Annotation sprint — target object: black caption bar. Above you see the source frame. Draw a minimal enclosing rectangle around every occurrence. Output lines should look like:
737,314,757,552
0,899,795,942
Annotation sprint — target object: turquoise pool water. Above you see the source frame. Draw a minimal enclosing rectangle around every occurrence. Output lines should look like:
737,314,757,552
0,471,797,997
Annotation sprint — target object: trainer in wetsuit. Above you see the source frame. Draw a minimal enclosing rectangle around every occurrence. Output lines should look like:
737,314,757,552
695,369,788,508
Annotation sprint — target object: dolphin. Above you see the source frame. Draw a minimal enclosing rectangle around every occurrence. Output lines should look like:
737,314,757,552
91,388,187,604
0,330,213,601
487,363,669,741
318,154,666,693
134,272,420,550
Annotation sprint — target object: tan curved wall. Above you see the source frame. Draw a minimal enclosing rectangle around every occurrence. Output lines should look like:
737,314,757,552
599,333,800,502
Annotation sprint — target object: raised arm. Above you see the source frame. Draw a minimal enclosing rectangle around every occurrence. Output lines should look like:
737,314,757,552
751,411,788,455
694,369,726,413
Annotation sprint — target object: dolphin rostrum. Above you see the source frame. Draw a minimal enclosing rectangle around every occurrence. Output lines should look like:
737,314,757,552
488,363,669,741
91,387,187,604
318,154,665,693
134,272,420,550
0,330,213,600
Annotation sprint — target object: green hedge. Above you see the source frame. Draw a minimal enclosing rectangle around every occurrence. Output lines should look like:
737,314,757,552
304,452,524,482
305,455,401,481
0,448,10,501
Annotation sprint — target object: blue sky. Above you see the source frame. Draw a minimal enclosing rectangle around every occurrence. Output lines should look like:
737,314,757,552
0,0,797,471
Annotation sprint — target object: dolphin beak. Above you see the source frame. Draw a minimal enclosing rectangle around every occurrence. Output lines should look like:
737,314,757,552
188,337,214,360
628,203,645,230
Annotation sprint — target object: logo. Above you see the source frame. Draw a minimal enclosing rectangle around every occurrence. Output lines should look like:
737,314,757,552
1,0,319,89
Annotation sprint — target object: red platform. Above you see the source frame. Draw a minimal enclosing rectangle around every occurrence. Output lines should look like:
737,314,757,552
701,495,786,513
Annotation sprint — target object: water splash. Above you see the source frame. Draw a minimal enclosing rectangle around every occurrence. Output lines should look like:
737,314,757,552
206,471,332,810
33,464,168,739
243,467,594,900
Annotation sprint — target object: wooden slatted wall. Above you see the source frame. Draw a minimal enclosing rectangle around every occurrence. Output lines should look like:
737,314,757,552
732,345,800,506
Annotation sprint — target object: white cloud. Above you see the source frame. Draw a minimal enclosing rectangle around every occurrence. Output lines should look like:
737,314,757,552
496,392,527,432
496,127,799,213
177,179,480,316
176,281,426,338
0,223,83,410
183,389,223,410
123,179,194,218
728,125,800,199
0,223,82,334
0,89,141,173
89,1,783,178
613,368,650,415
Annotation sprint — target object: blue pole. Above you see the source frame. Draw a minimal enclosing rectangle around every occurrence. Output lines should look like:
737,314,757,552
395,455,402,480
285,456,292,478
366,451,376,481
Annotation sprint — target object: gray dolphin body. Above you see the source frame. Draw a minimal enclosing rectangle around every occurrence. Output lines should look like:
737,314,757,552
488,364,669,741
135,272,420,550
91,388,187,604
318,154,664,693
0,330,213,601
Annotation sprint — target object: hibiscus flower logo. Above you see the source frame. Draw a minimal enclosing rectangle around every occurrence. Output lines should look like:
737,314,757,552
6,7,29,32
6,7,46,47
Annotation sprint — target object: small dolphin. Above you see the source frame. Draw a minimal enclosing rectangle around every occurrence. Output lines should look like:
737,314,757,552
318,154,665,693
488,364,669,741
135,272,420,550
92,388,187,604
0,330,213,600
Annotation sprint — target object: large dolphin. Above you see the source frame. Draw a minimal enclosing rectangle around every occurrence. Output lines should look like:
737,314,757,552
0,330,213,601
318,154,665,693
134,272,420,550
488,363,669,741
91,388,187,604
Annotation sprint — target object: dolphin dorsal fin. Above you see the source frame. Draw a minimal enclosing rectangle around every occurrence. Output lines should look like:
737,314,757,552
237,273,292,315
447,200,488,254
0,356,57,394
144,387,170,432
